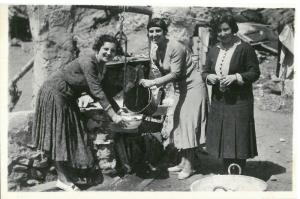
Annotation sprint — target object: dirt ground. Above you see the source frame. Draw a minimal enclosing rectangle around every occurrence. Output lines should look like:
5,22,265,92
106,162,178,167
8,43,293,191
82,104,292,192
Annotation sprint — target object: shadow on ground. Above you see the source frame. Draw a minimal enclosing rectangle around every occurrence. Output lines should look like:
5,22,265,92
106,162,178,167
245,160,286,181
195,154,286,182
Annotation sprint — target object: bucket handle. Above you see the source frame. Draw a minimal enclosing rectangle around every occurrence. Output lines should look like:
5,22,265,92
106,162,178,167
227,163,242,175
213,186,228,192
134,87,157,114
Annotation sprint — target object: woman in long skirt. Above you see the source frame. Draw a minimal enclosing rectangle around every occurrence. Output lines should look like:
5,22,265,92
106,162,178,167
202,14,260,173
139,18,207,180
32,34,127,191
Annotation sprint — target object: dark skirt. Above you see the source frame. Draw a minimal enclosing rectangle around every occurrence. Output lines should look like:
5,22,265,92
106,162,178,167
206,100,258,159
31,74,94,169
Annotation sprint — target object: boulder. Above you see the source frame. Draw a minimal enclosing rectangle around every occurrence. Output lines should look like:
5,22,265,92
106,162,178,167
284,79,293,96
99,159,117,171
10,38,22,46
12,165,28,173
96,147,112,159
26,179,40,186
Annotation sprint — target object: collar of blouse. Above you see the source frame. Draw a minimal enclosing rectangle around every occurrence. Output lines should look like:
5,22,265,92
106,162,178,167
217,36,241,50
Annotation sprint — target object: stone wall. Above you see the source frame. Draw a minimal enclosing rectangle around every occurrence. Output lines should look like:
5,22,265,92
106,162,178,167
8,104,167,191
24,5,295,106
82,109,117,173
8,109,119,191
26,5,151,104
26,6,76,104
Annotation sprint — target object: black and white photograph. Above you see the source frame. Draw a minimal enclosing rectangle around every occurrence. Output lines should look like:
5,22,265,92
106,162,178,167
0,2,297,196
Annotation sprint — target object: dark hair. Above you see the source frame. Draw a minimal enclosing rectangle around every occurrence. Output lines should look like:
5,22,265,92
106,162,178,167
92,34,123,55
210,14,239,34
147,18,168,34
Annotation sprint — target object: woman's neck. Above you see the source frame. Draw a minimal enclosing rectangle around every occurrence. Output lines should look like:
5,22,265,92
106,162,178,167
95,53,105,66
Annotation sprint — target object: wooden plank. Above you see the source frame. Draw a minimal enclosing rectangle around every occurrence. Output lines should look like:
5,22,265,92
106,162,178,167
87,175,118,191
136,178,155,191
261,43,278,54
10,57,34,86
110,176,123,186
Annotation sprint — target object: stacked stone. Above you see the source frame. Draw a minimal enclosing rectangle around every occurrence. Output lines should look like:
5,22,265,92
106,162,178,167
8,108,117,191
8,150,56,191
82,108,117,174
8,111,56,191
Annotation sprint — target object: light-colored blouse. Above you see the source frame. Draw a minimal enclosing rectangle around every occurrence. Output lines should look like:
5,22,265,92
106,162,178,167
151,40,203,89
214,41,244,84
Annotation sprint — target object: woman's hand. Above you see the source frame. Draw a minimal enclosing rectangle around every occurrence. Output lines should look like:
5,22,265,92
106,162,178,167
112,114,129,128
207,74,220,85
106,105,129,128
139,79,156,88
220,75,237,86
117,107,131,115
78,95,94,108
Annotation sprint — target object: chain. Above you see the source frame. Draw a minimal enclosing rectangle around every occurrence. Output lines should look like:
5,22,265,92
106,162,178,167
115,6,128,107
118,9,125,33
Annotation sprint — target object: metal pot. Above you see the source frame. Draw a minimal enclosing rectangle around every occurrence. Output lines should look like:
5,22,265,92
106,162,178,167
190,163,268,191
109,114,143,133
124,85,158,116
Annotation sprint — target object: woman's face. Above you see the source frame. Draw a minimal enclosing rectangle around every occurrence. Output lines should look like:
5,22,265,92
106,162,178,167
148,27,165,45
217,22,234,44
96,42,116,63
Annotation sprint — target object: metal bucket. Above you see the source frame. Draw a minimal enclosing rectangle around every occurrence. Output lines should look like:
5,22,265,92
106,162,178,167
124,85,158,116
190,164,268,191
109,114,143,133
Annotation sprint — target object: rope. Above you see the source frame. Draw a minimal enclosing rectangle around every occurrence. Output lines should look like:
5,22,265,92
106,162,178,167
114,6,128,107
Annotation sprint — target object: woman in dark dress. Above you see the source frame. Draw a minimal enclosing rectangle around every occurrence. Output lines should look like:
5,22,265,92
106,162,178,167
31,34,127,191
202,14,260,173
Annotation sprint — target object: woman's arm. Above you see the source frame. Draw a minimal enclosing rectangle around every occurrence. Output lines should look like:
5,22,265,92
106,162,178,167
201,47,214,81
80,59,111,110
104,91,120,112
239,44,261,84
201,47,220,85
79,58,124,123
153,43,186,87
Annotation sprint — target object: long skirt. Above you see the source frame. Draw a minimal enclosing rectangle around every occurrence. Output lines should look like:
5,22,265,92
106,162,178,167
168,83,207,149
206,100,258,159
31,77,94,169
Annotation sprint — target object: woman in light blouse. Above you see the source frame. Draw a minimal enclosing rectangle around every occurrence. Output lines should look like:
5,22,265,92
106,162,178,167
202,14,260,173
139,18,207,179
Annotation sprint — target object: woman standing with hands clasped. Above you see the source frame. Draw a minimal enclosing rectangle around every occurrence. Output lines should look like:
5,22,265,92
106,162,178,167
139,18,207,180
202,14,260,173
31,34,128,191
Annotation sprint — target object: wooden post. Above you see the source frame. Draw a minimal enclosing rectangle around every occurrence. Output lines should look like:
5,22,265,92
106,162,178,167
9,57,34,112
27,5,76,107
74,5,153,16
